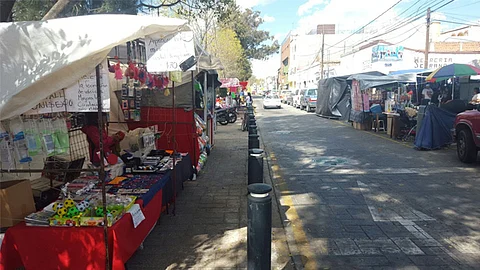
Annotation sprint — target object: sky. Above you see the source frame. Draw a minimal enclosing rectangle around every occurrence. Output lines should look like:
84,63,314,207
236,0,480,79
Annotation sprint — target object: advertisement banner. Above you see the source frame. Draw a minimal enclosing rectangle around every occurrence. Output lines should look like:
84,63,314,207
372,45,404,62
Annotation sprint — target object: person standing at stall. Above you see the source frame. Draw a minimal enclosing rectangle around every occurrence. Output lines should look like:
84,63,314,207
422,84,433,105
470,87,480,105
81,113,125,166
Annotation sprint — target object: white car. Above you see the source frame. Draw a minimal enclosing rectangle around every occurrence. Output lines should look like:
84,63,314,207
292,89,305,108
263,95,282,109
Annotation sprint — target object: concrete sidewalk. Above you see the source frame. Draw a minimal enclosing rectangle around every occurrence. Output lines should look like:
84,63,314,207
127,122,293,269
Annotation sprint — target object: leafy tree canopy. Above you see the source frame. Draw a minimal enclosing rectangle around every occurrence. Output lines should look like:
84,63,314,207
11,0,137,21
207,28,251,81
221,7,279,60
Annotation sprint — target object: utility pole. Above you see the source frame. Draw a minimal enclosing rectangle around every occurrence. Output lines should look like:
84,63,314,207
424,7,431,70
320,32,325,80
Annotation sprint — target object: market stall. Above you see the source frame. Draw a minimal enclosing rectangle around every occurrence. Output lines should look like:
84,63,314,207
315,71,385,120
0,14,199,270
347,74,418,138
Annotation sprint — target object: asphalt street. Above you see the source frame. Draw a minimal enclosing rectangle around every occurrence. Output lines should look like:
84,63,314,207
255,99,480,270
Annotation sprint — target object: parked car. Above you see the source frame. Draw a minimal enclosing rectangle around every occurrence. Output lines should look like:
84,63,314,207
300,88,318,112
263,94,282,109
286,91,294,105
280,90,290,103
292,89,305,109
454,107,480,163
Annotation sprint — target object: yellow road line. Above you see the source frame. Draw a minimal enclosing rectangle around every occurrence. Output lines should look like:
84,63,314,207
269,152,319,270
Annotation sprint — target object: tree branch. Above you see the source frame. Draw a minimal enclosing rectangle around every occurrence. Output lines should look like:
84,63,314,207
42,0,71,20
138,0,183,9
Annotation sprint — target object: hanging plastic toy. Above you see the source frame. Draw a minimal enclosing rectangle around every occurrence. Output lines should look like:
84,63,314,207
133,62,139,80
163,75,170,88
114,57,123,80
138,68,146,84
125,61,135,79
146,73,154,88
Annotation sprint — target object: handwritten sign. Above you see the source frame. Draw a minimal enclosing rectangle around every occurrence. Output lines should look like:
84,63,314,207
127,204,145,228
146,31,195,72
27,60,110,114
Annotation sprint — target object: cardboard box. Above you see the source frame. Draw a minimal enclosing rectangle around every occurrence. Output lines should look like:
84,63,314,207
353,121,372,131
0,180,36,228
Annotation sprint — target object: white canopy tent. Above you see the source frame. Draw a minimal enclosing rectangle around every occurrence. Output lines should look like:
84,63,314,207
0,14,190,120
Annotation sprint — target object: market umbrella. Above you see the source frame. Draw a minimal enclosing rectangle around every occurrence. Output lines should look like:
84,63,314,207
426,63,480,99
426,63,480,82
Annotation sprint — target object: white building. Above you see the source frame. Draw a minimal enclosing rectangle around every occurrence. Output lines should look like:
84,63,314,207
338,40,480,75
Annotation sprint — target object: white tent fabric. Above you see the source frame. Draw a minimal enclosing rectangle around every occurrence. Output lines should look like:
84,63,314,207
0,14,189,120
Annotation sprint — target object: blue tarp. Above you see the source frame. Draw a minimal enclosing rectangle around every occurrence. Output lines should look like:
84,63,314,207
414,105,456,150
389,69,429,75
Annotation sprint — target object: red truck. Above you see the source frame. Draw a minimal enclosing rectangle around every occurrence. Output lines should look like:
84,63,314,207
455,109,480,163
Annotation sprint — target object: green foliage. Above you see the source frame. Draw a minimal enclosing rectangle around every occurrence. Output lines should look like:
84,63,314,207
221,7,279,60
12,0,56,21
13,0,142,21
208,28,251,80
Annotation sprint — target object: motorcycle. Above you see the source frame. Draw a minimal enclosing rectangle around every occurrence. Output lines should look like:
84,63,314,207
226,107,237,123
215,107,237,125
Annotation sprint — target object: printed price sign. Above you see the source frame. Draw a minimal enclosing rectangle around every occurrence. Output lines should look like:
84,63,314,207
145,31,195,72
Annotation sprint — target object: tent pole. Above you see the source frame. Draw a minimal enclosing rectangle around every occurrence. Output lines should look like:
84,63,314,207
191,70,197,166
451,76,455,100
96,64,110,270
203,72,208,142
172,80,177,215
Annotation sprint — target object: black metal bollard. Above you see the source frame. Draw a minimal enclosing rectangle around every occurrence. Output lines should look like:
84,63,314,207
247,106,254,114
248,134,259,149
248,148,264,185
247,183,272,270
248,113,255,121
249,118,256,127
248,125,257,135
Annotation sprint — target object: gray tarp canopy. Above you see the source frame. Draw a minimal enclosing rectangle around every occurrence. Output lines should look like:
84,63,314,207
347,74,417,90
316,71,385,119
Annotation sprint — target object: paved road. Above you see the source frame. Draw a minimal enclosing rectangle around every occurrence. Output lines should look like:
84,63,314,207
255,99,480,269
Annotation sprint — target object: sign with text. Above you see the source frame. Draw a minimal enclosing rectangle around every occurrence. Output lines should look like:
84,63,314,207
372,45,404,62
27,61,110,114
146,31,195,72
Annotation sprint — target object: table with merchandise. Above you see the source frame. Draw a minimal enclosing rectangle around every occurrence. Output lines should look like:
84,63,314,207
0,153,192,270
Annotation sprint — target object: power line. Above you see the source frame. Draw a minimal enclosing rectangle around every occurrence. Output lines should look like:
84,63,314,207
433,19,480,26
442,12,480,18
447,0,480,10
307,0,405,67
327,0,404,50
342,0,454,52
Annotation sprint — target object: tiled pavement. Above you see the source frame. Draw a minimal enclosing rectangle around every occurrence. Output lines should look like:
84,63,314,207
126,122,293,269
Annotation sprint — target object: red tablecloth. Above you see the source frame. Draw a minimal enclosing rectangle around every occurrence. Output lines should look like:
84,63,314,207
0,190,162,270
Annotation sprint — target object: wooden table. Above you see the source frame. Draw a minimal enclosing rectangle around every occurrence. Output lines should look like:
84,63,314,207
383,112,400,138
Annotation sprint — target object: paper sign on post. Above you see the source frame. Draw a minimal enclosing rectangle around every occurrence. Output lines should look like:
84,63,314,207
127,204,145,228
146,31,195,72
27,60,110,114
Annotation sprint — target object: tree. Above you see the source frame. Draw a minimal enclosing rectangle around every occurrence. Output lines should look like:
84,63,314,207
208,28,251,80
221,7,279,60
5,0,226,22
10,0,138,21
